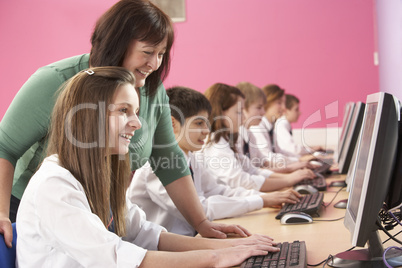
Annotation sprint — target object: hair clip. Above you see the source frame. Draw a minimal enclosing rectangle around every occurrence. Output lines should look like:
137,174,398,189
85,69,95,75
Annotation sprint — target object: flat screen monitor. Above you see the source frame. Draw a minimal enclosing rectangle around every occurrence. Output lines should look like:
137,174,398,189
328,92,400,267
337,102,355,163
338,102,365,174
384,110,402,212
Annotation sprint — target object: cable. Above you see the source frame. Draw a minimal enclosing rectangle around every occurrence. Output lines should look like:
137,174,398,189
306,247,355,267
383,246,402,268
322,255,333,267
384,230,402,244
322,186,345,208
379,209,402,231
306,255,330,267
377,217,402,245
314,216,344,222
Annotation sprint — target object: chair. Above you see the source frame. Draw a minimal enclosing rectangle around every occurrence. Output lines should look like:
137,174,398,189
0,222,17,268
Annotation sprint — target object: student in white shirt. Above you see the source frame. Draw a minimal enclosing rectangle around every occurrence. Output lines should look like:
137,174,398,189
127,86,301,237
275,94,323,158
202,83,315,193
16,67,278,268
236,82,314,174
236,82,266,160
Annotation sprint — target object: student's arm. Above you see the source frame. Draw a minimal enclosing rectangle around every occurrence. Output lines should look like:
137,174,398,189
128,164,187,222
259,169,316,192
0,159,14,248
164,176,250,238
138,232,278,268
267,161,315,173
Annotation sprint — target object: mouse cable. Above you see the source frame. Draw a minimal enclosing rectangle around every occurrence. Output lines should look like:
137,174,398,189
321,186,345,208
306,246,355,267
314,216,344,222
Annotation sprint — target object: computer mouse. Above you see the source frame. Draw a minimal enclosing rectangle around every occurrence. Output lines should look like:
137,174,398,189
309,160,323,167
334,199,348,209
280,211,313,225
313,151,325,158
330,180,347,187
293,185,318,195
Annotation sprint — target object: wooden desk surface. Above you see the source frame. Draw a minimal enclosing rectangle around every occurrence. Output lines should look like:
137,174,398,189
214,173,402,266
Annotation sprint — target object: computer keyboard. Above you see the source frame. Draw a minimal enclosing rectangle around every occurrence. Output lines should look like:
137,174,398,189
240,240,307,268
294,176,327,191
313,161,332,175
275,192,324,219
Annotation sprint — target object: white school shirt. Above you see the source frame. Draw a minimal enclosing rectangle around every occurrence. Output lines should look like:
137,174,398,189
126,151,263,237
201,136,273,191
16,155,165,268
248,117,298,167
274,116,309,157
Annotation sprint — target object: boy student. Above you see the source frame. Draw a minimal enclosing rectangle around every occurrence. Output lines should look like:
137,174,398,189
275,94,323,158
127,86,301,237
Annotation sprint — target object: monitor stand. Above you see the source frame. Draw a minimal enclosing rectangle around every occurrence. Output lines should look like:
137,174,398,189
327,230,402,267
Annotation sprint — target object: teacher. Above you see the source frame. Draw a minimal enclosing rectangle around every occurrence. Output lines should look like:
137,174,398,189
0,0,249,247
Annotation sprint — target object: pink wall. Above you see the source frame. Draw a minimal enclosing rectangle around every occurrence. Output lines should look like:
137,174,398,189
0,0,378,128
376,0,402,102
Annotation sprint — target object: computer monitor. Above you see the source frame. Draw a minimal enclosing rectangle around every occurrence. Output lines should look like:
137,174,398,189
384,110,402,212
331,116,364,207
337,102,355,163
338,102,365,174
328,92,401,267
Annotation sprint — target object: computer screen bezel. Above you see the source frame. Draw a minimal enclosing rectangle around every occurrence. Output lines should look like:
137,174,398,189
338,102,365,174
344,123,362,193
337,102,355,163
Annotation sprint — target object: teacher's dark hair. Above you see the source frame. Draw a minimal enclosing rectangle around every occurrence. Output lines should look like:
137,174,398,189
90,0,174,96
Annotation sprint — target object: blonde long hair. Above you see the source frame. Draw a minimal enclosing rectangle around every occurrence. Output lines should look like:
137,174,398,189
47,66,136,236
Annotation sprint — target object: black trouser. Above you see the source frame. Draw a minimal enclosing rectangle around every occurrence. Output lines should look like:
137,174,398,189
9,194,20,223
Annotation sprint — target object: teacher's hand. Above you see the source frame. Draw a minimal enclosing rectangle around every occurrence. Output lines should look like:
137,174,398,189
0,215,13,248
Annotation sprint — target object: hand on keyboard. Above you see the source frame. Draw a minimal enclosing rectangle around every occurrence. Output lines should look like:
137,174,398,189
261,189,302,208
275,192,324,219
216,243,280,268
288,168,316,185
284,161,314,172
240,241,307,268
214,234,280,267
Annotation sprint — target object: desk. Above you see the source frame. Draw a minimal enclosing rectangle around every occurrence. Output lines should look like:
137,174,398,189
214,174,402,266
